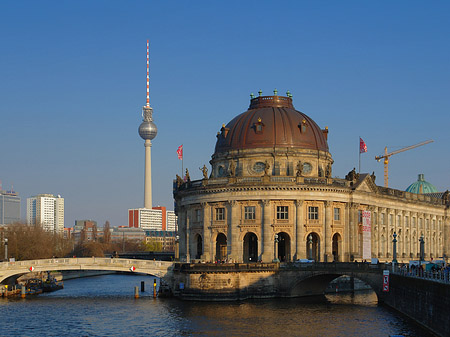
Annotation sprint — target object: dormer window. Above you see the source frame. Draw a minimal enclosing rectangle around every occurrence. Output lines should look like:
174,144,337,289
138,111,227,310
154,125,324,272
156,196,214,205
253,117,265,134
298,119,307,133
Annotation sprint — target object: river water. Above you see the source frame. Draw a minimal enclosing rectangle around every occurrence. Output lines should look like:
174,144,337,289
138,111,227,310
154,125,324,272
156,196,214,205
0,274,434,337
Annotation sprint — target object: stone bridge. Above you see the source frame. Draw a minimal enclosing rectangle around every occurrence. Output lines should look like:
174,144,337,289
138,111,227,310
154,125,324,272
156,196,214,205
0,258,174,285
165,262,388,301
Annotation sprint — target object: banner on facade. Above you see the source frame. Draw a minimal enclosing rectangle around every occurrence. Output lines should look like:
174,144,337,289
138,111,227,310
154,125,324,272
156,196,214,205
362,210,371,260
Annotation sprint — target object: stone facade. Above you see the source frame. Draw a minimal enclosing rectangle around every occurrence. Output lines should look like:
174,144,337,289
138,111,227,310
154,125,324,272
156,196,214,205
174,94,450,264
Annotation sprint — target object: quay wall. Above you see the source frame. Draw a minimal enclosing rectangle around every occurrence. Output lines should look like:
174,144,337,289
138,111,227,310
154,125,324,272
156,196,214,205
384,274,450,337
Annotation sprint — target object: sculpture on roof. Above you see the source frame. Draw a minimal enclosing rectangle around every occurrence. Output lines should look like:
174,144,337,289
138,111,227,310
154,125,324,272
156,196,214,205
296,161,303,177
199,165,208,179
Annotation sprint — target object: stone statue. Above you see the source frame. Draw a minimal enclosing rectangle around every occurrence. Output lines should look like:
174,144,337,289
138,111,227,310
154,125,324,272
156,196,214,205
296,161,303,177
345,168,357,181
185,168,191,183
229,161,236,177
264,160,270,176
199,165,208,179
443,190,450,204
325,164,331,178
371,171,376,183
176,174,184,187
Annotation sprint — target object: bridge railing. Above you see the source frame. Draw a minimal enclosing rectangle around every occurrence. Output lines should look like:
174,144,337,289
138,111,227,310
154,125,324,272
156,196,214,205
0,258,172,271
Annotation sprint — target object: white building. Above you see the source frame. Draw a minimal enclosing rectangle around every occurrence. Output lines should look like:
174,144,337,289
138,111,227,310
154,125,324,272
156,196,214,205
27,194,64,232
128,206,177,231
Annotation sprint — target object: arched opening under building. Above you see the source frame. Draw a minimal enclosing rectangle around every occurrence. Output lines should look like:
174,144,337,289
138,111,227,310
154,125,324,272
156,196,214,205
332,233,342,262
277,232,290,262
195,234,203,260
216,233,227,262
243,232,258,263
306,232,320,261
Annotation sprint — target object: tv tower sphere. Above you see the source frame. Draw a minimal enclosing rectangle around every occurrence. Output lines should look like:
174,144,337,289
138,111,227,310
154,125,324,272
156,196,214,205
139,106,157,140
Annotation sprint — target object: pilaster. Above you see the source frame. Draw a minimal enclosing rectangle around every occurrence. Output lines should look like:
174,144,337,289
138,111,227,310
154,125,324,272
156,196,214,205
201,202,211,262
262,200,273,262
295,200,304,260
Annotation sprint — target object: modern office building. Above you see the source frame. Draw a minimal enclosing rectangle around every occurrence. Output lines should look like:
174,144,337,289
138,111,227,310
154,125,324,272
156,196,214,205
0,188,20,225
27,194,64,232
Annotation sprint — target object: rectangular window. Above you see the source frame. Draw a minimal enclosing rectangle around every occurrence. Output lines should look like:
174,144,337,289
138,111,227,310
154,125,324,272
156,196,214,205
389,214,393,226
244,206,256,220
358,210,362,224
412,217,416,227
373,212,377,225
405,216,409,227
397,215,401,227
334,208,340,221
215,208,225,221
308,206,319,220
381,213,385,226
196,209,201,222
277,206,289,220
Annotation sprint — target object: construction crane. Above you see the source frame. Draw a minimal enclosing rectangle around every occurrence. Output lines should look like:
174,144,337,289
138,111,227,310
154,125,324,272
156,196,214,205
375,140,433,188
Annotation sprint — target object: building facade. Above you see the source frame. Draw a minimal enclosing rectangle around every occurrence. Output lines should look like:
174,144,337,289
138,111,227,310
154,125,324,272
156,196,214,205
27,194,64,232
0,189,20,225
128,206,177,231
174,94,450,263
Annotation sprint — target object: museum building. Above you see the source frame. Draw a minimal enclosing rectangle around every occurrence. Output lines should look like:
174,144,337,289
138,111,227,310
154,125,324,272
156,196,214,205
174,93,449,263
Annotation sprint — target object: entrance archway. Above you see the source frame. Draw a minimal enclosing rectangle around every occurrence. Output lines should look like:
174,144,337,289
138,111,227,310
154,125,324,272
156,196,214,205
332,233,341,262
306,232,320,261
195,234,203,260
243,232,258,262
216,233,227,262
277,232,291,262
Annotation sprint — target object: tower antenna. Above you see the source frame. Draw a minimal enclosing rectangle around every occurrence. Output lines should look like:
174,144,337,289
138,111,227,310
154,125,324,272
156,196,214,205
146,39,150,107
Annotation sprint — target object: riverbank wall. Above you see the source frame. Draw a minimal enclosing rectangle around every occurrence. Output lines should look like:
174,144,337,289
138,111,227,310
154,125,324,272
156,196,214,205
383,274,450,337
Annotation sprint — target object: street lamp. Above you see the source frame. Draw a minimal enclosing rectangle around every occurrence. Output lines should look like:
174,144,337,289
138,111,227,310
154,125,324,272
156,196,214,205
175,235,180,260
419,235,425,262
308,234,313,260
4,238,8,262
273,234,280,263
392,232,398,264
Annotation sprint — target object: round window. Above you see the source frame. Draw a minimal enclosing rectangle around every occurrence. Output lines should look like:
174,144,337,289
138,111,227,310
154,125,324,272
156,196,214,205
253,162,265,173
303,162,312,174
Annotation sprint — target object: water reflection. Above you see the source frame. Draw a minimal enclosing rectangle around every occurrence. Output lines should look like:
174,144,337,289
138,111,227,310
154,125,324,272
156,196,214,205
0,275,434,337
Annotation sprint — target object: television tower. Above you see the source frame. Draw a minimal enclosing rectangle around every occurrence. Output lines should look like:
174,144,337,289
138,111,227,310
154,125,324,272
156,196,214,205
138,40,157,209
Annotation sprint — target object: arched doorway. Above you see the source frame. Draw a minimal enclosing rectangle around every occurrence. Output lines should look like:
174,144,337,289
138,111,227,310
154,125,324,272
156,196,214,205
332,233,341,262
277,232,291,262
306,232,320,261
243,232,258,263
195,234,203,260
216,233,227,262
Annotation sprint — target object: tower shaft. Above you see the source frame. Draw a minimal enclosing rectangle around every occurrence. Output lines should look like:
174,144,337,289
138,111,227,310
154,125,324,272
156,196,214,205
144,139,152,209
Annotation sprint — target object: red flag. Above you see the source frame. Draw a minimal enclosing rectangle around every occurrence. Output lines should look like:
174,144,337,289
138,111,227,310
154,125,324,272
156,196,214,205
359,138,367,153
177,145,183,160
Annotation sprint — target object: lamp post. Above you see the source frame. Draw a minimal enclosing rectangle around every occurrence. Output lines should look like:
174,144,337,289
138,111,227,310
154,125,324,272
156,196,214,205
392,232,398,264
4,238,8,262
419,235,425,263
175,235,180,261
273,234,280,263
308,234,313,260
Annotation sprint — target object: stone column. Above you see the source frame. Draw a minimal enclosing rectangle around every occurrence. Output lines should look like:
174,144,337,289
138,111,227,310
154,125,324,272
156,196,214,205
228,200,239,262
344,203,351,262
262,200,273,262
201,202,211,262
178,208,186,261
324,201,332,262
444,216,450,261
295,200,304,260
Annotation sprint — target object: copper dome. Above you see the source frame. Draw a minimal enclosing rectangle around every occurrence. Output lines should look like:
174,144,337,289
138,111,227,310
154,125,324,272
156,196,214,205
214,95,329,153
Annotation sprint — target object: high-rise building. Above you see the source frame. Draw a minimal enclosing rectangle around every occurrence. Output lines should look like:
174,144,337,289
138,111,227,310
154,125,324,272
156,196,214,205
0,188,20,225
27,194,64,232
128,206,177,231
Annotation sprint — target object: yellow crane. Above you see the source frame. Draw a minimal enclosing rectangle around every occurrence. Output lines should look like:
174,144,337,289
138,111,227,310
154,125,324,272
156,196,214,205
375,140,433,188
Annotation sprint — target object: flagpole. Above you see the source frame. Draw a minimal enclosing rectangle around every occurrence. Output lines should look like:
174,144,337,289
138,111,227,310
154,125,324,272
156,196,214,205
182,145,184,177
359,136,361,174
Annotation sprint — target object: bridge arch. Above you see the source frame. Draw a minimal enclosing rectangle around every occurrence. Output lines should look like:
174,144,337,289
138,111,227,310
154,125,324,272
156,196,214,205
282,264,384,301
0,258,173,286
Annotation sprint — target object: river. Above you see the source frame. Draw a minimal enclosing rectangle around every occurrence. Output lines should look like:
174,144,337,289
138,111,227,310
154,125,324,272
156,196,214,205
0,274,434,336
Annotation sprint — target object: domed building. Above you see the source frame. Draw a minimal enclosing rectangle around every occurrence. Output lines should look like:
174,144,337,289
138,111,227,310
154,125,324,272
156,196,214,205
174,92,450,264
406,174,438,194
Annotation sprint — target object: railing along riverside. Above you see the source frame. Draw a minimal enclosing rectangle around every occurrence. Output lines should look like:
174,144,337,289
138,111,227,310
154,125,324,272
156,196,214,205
392,265,450,284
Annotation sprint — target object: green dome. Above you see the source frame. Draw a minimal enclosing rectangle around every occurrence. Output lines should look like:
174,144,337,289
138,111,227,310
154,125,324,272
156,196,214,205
406,174,438,194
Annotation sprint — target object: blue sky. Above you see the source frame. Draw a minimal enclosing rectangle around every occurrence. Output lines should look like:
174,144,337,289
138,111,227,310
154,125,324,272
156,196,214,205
1,1,449,227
